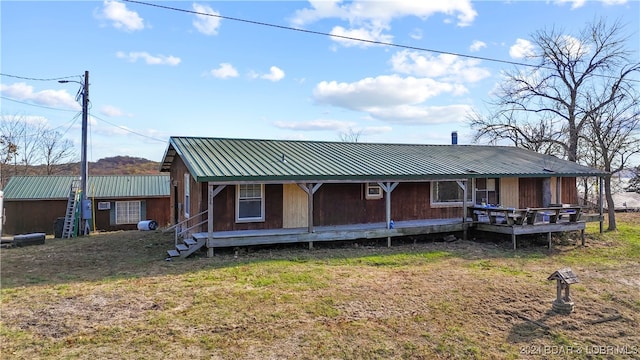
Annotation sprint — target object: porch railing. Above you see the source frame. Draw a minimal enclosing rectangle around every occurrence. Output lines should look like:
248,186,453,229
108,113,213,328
164,210,208,248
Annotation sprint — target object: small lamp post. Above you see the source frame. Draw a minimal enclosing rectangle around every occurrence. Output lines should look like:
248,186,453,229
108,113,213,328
547,268,579,314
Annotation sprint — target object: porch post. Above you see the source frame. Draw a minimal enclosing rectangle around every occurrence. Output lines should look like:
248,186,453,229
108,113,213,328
206,184,226,257
207,183,214,257
456,180,468,241
378,182,398,247
298,183,323,249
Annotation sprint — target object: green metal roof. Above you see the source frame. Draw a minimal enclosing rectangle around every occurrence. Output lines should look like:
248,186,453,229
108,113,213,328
160,137,608,183
3,174,170,200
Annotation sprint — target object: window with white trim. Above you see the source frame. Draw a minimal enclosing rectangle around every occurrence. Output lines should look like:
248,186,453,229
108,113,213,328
431,180,472,206
115,201,141,224
236,184,265,222
184,173,190,218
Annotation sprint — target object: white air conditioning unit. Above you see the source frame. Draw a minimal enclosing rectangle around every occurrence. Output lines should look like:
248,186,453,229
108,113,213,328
365,183,383,200
97,202,111,210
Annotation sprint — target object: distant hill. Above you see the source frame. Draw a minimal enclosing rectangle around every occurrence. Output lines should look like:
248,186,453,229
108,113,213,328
89,156,161,175
1,156,161,183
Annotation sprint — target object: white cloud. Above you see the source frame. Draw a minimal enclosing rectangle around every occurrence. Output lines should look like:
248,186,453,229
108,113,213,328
330,24,393,47
364,104,471,125
509,38,535,59
291,1,476,48
97,0,145,31
291,0,477,27
553,0,627,8
116,51,181,65
274,119,355,131
210,63,239,79
391,50,490,83
469,40,486,52
192,3,221,35
261,66,286,82
100,105,130,117
409,28,423,40
0,82,81,110
314,75,463,110
312,75,473,125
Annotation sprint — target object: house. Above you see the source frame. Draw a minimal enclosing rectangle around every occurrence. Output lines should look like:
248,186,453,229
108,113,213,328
160,137,608,257
2,174,170,235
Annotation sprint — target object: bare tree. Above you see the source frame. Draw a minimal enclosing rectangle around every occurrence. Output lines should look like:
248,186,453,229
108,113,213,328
339,127,364,143
472,18,639,162
39,130,77,175
583,86,640,229
1,114,79,182
0,134,18,189
470,19,640,230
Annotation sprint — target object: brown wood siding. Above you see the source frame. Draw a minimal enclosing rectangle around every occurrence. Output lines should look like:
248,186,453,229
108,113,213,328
519,178,543,208
562,177,578,204
313,183,463,226
4,200,67,235
211,184,283,231
4,197,170,235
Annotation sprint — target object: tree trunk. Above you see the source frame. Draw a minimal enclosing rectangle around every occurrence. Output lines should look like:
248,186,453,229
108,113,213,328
603,176,617,231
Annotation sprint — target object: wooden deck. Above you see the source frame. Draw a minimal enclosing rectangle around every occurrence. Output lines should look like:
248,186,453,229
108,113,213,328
193,218,466,249
473,220,586,250
189,214,592,254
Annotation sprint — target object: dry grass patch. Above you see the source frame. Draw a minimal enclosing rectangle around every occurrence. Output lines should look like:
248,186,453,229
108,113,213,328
1,214,639,359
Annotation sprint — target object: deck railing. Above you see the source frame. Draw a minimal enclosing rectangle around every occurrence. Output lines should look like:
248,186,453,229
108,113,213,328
164,210,208,248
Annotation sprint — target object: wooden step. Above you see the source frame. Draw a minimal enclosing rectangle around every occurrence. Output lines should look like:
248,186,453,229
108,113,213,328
167,249,180,257
184,238,197,246
176,244,189,252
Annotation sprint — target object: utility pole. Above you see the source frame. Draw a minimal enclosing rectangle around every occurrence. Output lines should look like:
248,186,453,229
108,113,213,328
59,70,90,235
80,70,89,235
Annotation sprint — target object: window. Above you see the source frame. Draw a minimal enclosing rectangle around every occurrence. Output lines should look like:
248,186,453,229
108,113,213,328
475,178,499,205
431,180,472,206
115,201,141,224
365,183,383,199
236,184,265,222
184,173,190,218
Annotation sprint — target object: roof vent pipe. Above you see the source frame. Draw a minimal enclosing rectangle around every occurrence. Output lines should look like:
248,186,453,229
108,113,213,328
451,131,458,145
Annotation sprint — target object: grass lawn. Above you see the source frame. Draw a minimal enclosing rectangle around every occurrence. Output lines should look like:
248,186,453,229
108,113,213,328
1,214,639,359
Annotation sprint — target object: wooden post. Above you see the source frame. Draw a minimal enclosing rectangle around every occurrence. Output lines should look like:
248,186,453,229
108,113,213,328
378,182,398,248
206,184,226,258
298,183,323,250
207,183,214,257
548,232,552,249
599,176,604,234
512,233,516,250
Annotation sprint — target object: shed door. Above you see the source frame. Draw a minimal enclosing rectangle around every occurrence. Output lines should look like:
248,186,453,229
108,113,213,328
282,184,308,228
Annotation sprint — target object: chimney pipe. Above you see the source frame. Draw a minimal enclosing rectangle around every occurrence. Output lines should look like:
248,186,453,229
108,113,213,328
451,131,458,145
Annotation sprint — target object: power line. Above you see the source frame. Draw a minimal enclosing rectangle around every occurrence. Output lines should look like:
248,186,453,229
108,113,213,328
124,0,530,69
1,96,81,113
88,112,167,143
124,0,640,83
0,73,81,82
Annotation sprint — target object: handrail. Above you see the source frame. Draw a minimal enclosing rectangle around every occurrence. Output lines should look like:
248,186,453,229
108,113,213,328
164,209,208,233
166,210,209,248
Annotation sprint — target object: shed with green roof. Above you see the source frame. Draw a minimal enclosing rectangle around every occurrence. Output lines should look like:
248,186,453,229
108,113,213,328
3,174,170,235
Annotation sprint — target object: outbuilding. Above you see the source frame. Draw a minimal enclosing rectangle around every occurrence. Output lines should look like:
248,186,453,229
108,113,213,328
2,174,170,235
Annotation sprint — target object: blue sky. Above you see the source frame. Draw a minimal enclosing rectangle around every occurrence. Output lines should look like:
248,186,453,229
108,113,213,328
1,0,639,163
